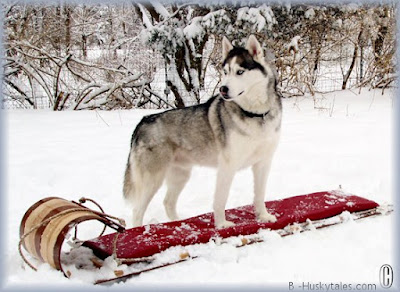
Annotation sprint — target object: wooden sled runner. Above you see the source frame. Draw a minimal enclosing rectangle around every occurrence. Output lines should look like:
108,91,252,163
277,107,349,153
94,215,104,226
19,191,393,285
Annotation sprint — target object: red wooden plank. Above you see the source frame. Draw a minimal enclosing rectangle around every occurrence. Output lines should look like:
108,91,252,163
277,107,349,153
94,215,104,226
83,191,378,260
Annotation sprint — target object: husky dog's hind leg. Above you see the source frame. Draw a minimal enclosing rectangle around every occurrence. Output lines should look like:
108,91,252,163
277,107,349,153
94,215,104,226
163,165,192,221
123,148,171,227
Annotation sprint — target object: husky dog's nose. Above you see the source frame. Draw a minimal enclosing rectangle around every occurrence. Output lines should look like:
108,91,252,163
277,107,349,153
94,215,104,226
220,86,229,98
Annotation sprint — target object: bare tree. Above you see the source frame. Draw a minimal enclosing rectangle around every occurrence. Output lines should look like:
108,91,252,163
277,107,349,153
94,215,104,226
3,3,170,110
2,2,396,110
135,2,276,107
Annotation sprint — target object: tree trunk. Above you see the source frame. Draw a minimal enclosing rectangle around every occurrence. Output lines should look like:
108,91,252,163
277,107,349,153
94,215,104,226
374,7,389,70
64,5,71,53
166,80,185,108
82,34,87,58
342,30,362,90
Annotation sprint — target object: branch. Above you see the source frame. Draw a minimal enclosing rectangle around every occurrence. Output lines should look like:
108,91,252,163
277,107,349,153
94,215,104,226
74,73,144,110
69,56,130,75
4,77,34,106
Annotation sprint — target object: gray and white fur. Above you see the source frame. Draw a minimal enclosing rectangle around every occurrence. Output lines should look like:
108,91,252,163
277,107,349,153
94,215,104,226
123,35,282,229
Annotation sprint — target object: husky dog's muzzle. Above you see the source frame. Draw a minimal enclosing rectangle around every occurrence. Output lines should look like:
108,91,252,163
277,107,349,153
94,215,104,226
219,86,231,100
220,85,244,100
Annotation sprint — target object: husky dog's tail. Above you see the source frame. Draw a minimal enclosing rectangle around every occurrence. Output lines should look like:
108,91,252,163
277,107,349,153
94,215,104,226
123,148,170,227
123,155,135,201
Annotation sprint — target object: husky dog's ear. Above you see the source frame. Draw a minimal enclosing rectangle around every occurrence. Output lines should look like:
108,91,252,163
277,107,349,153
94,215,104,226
222,37,233,60
246,35,264,61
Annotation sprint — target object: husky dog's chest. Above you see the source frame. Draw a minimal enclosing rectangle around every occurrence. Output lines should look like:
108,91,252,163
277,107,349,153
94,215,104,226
221,116,281,169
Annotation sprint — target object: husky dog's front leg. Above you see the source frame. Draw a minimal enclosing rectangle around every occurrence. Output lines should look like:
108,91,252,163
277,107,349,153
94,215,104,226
252,160,277,223
213,159,236,229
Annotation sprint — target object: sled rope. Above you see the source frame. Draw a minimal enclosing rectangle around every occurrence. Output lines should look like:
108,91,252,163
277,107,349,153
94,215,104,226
76,197,107,239
112,232,121,264
111,229,150,265
19,198,126,273
76,197,126,230
78,198,125,265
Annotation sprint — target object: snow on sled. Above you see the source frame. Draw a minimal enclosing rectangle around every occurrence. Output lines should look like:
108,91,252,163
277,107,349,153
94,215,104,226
19,190,392,285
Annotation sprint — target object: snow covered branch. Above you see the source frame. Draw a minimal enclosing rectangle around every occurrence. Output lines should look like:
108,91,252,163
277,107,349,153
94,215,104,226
4,38,164,110
2,3,396,109
138,2,277,107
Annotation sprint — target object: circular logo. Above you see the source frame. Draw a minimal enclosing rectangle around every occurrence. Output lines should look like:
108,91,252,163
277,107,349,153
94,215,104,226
380,264,394,289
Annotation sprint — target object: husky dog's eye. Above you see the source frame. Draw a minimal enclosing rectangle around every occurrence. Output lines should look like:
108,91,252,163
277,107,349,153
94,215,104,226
237,70,244,76
223,69,228,75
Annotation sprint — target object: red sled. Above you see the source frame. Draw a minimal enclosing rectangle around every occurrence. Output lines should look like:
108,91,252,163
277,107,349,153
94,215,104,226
81,190,390,284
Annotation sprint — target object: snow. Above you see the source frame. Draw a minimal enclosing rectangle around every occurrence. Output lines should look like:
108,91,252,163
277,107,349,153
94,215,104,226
288,35,301,52
4,89,394,288
236,5,276,32
305,8,315,19
151,1,170,20
138,4,153,29
183,17,204,40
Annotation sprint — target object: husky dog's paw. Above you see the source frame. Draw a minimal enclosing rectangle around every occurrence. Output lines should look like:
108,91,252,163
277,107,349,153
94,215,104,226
257,212,277,223
166,213,180,222
216,220,235,229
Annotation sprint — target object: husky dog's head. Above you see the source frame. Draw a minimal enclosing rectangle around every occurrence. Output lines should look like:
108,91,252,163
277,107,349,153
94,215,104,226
219,35,278,111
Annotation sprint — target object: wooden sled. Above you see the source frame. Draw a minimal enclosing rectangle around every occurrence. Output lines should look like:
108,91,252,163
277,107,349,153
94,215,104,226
19,191,393,284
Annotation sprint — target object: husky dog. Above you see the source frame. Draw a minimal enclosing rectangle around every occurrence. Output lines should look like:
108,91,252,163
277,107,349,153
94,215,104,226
123,35,282,229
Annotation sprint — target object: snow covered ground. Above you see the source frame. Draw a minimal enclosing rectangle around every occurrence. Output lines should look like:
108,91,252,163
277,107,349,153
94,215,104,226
4,89,395,289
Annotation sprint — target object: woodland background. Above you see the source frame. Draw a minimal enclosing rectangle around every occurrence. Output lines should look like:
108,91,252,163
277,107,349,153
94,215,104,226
2,2,396,110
